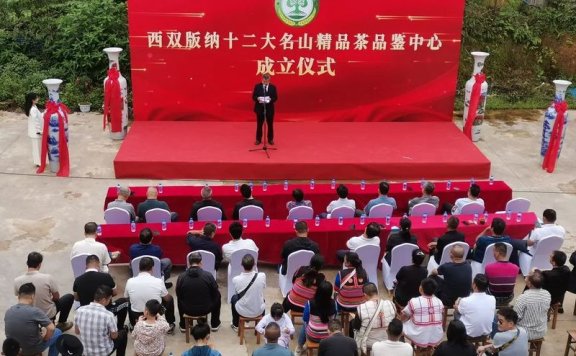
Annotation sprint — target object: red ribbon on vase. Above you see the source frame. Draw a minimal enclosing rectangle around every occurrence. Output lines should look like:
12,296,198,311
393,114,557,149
103,66,123,133
37,101,70,177
463,73,486,140
542,100,568,173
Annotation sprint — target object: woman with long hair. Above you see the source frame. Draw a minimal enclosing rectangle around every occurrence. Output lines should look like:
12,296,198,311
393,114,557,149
24,92,44,166
181,318,222,356
334,251,368,312
432,320,475,356
296,280,337,354
384,217,418,265
283,254,325,313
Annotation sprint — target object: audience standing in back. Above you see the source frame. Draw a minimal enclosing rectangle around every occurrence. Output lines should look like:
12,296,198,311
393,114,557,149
230,254,266,332
364,181,396,215
190,185,227,221
107,185,136,221
384,217,417,265
430,245,471,307
286,188,312,212
13,252,74,332
71,222,113,273
454,274,495,338
186,223,223,270
542,250,571,312
408,181,439,215
137,186,178,222
283,254,325,313
394,249,427,307
181,319,222,356
476,307,528,356
253,322,293,356
129,227,173,287
132,299,170,356
371,318,413,356
485,242,519,306
432,320,476,356
427,216,465,265
255,303,295,349
279,221,320,275
318,319,358,356
334,252,367,312
514,270,551,340
222,222,259,262
233,184,264,220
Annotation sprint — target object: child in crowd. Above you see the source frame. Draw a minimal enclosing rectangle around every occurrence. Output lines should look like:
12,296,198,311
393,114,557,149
132,299,170,356
256,303,295,348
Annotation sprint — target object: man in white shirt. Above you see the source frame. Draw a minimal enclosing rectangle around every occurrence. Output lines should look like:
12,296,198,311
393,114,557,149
454,273,495,338
222,222,259,261
230,254,266,332
371,318,413,356
527,209,565,254
124,257,175,333
70,222,113,273
346,222,381,250
326,184,356,215
449,183,484,215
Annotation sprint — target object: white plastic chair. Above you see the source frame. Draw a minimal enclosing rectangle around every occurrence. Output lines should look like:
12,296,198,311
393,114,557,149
239,205,264,221
368,203,394,218
410,203,437,217
227,249,259,303
71,253,91,279
197,206,223,222
381,243,419,292
278,250,314,297
354,245,381,289
470,242,512,278
504,198,531,213
104,207,131,224
427,241,470,275
131,255,162,278
329,206,355,219
145,208,171,223
460,202,485,215
519,235,563,276
187,250,217,279
287,206,314,220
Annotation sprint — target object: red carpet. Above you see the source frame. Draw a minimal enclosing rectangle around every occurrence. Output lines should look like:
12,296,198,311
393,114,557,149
114,121,490,180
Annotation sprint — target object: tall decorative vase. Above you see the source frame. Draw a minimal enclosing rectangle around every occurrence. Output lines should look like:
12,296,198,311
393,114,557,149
37,78,70,177
103,47,128,140
463,51,489,142
541,79,571,172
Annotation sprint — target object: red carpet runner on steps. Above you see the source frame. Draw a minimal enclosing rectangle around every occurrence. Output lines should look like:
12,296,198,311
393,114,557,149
113,121,491,180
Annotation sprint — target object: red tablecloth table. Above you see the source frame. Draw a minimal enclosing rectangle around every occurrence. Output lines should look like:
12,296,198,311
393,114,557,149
104,180,512,222
98,212,535,267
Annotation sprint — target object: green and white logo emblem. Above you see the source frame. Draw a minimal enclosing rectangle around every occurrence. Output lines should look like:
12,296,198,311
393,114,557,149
275,0,319,27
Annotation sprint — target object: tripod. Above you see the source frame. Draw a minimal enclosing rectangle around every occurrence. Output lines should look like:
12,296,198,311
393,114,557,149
249,97,277,158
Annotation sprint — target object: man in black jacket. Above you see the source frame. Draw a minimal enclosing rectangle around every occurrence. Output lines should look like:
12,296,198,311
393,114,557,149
186,223,223,270
279,221,320,275
427,216,465,264
176,252,221,332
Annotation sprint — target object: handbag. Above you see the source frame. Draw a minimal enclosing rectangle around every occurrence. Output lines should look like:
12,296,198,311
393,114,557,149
230,272,258,304
354,299,385,355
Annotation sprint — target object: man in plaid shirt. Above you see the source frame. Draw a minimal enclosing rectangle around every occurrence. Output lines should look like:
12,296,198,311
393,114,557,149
75,285,127,356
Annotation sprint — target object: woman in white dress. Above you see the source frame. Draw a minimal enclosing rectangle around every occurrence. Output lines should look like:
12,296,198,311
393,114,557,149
25,92,43,166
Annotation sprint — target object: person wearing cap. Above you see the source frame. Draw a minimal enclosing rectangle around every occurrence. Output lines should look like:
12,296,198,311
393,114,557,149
252,73,278,145
107,186,136,221
55,335,83,356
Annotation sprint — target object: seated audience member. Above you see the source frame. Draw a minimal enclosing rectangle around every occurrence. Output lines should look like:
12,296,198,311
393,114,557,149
371,318,413,356
337,222,381,263
570,251,576,295
477,307,528,356
107,185,136,221
527,209,565,254
334,252,368,312
283,254,325,313
400,278,444,348
2,338,20,356
190,185,227,221
55,334,83,356
433,320,476,356
286,188,312,211
454,274,495,338
255,303,295,349
445,183,484,215
222,222,259,262
408,181,439,215
129,227,173,286
124,257,175,332
5,283,61,356
318,319,358,356
186,223,223,270
279,221,320,275
13,252,74,331
471,217,512,263
514,270,551,340
326,184,356,215
384,217,417,265
75,285,128,356
231,254,266,332
176,252,221,332
363,181,397,215
351,283,396,352
181,319,222,356
137,186,178,222
394,249,427,307
233,184,264,220
427,216,465,264
132,299,170,356
296,281,338,354
485,242,519,306
72,255,129,329
430,245,471,307
543,250,571,312
71,221,113,273
253,322,293,356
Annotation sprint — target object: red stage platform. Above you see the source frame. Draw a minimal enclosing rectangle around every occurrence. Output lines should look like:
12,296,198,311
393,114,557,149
114,122,491,180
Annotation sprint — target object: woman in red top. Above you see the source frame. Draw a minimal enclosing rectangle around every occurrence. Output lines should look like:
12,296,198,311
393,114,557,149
283,254,325,313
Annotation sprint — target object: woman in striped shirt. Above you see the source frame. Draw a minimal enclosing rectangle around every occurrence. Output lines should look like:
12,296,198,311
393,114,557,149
283,254,325,313
296,281,338,353
334,252,368,312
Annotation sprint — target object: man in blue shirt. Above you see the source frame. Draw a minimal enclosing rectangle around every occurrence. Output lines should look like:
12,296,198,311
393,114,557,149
129,228,173,287
363,181,397,216
472,218,512,263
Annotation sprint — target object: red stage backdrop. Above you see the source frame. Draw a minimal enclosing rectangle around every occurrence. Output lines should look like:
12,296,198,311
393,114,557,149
128,0,465,122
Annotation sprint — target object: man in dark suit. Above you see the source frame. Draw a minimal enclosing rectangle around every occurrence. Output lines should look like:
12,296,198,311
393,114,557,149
186,223,223,270
252,73,278,145
279,221,320,275
427,216,465,264
232,184,264,220
189,185,226,221
318,319,358,356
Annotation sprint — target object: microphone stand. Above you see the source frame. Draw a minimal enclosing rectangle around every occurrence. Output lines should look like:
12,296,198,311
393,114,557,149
249,87,277,158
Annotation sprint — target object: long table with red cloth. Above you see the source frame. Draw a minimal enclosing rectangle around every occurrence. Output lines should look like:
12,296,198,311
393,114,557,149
104,180,512,221
98,212,535,267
